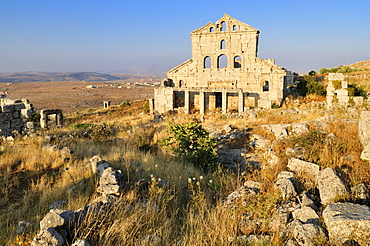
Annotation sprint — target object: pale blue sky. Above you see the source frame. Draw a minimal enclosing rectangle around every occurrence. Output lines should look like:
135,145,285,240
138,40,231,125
1,0,369,75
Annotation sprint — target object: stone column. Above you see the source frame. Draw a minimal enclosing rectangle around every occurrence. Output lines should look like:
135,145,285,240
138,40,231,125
238,91,244,114
184,91,190,114
222,91,228,114
199,91,205,115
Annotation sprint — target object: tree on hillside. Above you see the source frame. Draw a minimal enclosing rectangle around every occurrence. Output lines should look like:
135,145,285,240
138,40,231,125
308,70,317,76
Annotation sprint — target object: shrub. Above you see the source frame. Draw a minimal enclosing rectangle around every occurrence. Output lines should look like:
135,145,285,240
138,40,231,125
120,101,131,107
143,101,150,114
332,80,342,90
160,122,218,172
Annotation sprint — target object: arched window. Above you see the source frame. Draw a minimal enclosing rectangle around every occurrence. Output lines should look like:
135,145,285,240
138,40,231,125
233,25,237,31
179,80,184,87
204,56,211,69
234,56,241,68
263,81,269,91
220,21,226,31
210,27,214,32
220,40,226,49
217,55,227,68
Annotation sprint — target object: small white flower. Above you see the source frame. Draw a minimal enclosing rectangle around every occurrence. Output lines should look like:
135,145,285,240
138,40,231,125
199,176,204,180
158,178,161,182
228,237,234,242
188,178,192,183
150,174,154,178
209,180,213,184
192,177,196,181
196,182,200,186
155,164,158,168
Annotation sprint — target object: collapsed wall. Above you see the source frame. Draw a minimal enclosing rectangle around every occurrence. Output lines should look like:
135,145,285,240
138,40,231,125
0,97,34,137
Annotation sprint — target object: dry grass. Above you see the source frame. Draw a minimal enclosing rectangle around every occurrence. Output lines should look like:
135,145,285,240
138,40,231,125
1,97,370,245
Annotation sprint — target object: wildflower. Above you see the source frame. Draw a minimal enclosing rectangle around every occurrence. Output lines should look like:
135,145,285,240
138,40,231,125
228,237,234,242
188,178,192,183
155,164,158,168
196,182,200,186
199,176,204,180
150,174,154,178
192,177,196,181
158,178,161,182
209,180,213,184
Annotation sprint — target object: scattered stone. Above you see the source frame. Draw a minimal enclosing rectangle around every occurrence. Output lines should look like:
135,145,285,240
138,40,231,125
224,185,259,206
275,178,297,199
16,221,34,234
289,123,310,136
39,209,75,231
287,158,320,179
31,228,65,246
316,167,349,206
72,239,90,246
96,167,125,196
292,221,328,246
323,202,370,245
237,234,271,245
286,147,305,159
49,200,67,209
298,191,318,211
89,155,109,175
277,171,295,180
351,183,370,204
359,111,370,161
292,206,320,225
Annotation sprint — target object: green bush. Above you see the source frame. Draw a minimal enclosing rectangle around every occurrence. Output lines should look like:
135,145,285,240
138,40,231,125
160,122,218,172
332,80,342,90
120,101,131,107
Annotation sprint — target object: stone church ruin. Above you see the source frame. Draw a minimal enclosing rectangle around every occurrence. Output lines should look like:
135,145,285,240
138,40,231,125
153,14,294,114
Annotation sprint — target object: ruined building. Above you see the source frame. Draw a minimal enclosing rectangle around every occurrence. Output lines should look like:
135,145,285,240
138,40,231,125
153,14,294,114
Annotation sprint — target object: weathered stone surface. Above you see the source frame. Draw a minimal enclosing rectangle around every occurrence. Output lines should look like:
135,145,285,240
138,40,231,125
323,202,370,245
316,167,348,206
39,209,75,231
292,221,328,246
277,171,295,180
72,239,90,246
351,183,370,204
275,177,297,199
224,185,258,206
360,144,370,161
359,111,370,146
16,221,34,234
250,134,271,149
287,158,320,179
298,191,317,211
262,124,289,139
292,206,319,225
289,123,310,135
236,234,271,245
31,228,65,246
96,167,125,195
89,155,109,175
286,147,305,159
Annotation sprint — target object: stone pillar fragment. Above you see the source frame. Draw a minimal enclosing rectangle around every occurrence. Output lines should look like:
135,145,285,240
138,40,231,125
222,91,228,114
199,91,205,115
184,91,190,114
238,91,244,114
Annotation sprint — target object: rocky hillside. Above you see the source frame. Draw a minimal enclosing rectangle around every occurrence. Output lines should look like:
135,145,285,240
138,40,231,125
1,99,370,245
349,59,370,70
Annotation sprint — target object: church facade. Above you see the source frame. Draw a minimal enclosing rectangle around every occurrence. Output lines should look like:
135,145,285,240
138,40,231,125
153,14,294,114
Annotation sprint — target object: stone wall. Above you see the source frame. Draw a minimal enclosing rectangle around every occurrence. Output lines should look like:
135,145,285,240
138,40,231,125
0,98,34,137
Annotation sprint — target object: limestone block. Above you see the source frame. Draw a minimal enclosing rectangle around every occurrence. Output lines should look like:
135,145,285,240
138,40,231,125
353,96,364,105
287,158,320,179
39,208,76,231
289,123,310,135
14,103,26,111
316,167,348,206
31,228,65,246
360,143,370,161
258,99,272,109
1,104,14,113
21,108,32,119
292,222,328,246
351,183,370,204
96,167,125,195
262,124,289,139
275,177,297,199
12,111,20,119
359,111,370,146
224,185,258,206
72,240,90,246
292,206,320,225
323,202,370,245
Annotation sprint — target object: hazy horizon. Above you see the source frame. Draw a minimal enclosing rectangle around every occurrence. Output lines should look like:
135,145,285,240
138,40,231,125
1,0,370,75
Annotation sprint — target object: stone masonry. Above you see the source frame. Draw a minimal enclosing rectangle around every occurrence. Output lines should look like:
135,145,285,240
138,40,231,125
153,14,294,114
326,73,364,108
0,97,34,137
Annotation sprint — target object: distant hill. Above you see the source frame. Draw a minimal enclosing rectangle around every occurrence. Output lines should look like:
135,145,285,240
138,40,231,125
348,59,370,70
0,72,161,83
